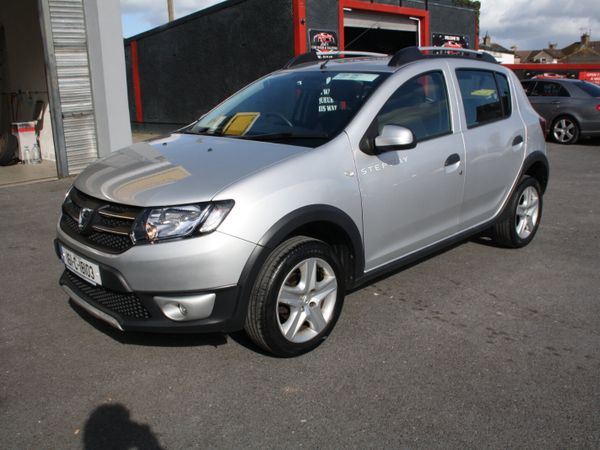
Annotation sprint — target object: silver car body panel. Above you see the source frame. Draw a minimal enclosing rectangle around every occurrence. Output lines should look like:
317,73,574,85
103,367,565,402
74,133,308,206
214,132,364,246
57,224,257,292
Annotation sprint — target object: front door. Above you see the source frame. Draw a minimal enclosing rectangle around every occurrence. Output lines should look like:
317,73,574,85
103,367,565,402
352,70,466,271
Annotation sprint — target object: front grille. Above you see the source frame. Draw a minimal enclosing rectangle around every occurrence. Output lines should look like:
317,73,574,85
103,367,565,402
60,189,142,253
64,270,151,319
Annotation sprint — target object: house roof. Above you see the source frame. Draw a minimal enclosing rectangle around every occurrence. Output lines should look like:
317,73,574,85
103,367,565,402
517,38,600,64
480,42,513,54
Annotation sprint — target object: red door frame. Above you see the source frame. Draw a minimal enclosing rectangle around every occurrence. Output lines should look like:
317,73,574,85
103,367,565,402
292,0,308,54
292,0,430,56
338,0,430,50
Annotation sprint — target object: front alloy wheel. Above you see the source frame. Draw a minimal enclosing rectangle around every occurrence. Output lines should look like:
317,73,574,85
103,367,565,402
276,257,338,343
245,236,345,357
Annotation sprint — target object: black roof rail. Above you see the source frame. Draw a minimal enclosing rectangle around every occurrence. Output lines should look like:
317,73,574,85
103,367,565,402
283,51,319,69
388,46,498,67
284,50,387,69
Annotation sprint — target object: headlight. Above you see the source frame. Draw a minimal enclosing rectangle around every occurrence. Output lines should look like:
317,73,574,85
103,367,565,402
132,200,234,244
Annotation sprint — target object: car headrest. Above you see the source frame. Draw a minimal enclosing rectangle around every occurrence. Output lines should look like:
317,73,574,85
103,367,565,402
328,80,362,103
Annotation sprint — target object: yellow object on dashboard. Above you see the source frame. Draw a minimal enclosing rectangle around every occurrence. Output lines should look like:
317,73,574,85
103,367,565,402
223,113,261,136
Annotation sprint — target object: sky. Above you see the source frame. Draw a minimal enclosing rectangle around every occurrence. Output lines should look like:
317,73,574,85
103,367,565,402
120,0,600,50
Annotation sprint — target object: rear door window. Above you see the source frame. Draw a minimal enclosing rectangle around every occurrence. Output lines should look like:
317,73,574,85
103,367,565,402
456,69,511,128
532,81,570,97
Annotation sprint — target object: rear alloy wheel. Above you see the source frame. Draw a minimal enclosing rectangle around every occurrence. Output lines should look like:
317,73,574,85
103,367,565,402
552,116,579,144
245,236,344,357
492,176,543,248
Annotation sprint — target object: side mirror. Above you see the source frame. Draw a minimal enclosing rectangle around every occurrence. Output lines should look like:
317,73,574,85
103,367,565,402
374,125,416,152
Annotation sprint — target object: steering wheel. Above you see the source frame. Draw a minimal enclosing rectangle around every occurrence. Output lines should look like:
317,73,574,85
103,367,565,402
263,112,294,128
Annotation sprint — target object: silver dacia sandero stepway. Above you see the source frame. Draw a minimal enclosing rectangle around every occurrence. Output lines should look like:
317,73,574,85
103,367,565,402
56,47,549,356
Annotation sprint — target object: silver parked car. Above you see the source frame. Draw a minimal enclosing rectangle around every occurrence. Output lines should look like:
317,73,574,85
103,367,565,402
521,78,600,144
56,47,549,356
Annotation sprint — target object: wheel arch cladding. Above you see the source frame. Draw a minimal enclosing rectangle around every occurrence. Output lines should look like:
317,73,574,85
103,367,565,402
258,205,364,287
523,151,549,194
238,204,363,295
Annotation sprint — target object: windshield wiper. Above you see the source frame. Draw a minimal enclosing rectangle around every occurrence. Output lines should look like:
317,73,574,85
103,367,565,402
237,132,330,141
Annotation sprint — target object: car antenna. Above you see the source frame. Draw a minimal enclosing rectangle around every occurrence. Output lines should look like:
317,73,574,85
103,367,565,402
321,22,381,69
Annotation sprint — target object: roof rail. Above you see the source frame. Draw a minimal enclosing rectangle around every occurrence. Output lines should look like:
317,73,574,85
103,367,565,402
389,46,498,67
284,50,387,69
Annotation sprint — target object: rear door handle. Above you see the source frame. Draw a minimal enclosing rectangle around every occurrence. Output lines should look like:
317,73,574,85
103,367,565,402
512,135,524,146
444,153,460,166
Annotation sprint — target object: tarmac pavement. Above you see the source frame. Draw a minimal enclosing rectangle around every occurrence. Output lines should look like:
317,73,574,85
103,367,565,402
1,141,599,449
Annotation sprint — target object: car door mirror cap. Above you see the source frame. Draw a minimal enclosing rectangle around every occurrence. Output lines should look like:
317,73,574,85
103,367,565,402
374,125,417,153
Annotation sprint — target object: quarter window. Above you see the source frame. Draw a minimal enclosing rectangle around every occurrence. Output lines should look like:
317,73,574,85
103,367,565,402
532,81,570,97
456,69,511,128
374,71,451,142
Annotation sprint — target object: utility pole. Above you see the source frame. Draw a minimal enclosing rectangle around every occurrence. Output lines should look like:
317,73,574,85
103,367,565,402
167,0,174,22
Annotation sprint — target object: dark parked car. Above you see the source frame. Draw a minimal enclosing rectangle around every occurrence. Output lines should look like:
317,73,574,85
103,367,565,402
521,78,600,144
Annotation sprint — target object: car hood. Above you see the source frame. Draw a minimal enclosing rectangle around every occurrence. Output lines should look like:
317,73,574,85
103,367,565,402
74,133,307,206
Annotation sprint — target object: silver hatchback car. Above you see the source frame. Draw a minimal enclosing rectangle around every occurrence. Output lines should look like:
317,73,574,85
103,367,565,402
56,47,549,356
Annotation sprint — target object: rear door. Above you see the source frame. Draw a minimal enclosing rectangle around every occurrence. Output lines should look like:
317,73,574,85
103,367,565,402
527,80,571,121
453,66,525,228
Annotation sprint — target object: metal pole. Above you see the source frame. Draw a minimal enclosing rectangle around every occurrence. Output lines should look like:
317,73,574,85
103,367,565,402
167,0,174,22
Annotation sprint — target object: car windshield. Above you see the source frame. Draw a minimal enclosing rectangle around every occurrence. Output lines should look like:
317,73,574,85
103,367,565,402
575,80,600,97
183,70,388,146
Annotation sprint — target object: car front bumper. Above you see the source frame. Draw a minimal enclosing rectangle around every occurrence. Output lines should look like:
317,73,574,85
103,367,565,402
55,225,258,333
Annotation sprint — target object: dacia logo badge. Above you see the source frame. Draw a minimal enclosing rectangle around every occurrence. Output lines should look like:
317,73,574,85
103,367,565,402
78,207,94,231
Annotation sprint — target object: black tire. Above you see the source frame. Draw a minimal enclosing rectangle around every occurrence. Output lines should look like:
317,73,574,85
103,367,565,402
551,115,579,145
492,176,543,248
245,236,345,357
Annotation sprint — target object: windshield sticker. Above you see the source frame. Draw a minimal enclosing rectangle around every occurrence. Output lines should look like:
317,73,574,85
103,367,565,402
222,113,260,136
318,87,337,113
333,73,380,82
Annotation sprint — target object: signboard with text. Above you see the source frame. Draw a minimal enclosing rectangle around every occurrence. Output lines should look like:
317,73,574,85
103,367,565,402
432,33,470,49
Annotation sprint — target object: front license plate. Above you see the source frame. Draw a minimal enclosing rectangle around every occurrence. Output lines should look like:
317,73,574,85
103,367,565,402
61,245,102,286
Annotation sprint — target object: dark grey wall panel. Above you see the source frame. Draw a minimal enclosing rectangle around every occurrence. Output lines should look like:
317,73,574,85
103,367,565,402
127,0,294,125
428,3,477,49
306,0,339,34
123,45,134,122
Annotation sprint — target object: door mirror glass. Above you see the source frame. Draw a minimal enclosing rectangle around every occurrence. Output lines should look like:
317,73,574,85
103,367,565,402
374,125,416,152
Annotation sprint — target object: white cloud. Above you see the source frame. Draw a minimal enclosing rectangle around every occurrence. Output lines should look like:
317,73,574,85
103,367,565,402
480,0,599,50
120,0,227,35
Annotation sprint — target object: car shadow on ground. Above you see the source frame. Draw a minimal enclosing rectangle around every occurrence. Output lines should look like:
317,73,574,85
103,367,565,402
69,300,228,348
551,136,600,147
69,299,296,357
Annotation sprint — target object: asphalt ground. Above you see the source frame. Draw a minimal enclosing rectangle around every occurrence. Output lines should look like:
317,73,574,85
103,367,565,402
1,140,599,449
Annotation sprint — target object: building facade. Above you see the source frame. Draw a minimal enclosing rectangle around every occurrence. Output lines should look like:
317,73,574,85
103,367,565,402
0,0,131,179
125,0,479,127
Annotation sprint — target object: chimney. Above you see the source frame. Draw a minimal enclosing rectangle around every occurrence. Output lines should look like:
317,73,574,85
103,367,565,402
581,33,590,46
548,43,557,50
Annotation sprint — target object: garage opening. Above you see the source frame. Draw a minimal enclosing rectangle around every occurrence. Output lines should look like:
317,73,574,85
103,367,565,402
343,10,418,54
0,0,57,186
